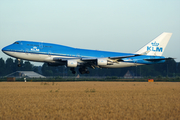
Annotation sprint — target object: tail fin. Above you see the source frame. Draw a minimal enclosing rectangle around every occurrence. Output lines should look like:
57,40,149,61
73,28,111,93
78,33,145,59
135,32,172,56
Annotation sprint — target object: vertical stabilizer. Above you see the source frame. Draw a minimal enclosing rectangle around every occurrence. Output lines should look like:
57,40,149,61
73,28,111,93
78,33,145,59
135,32,172,56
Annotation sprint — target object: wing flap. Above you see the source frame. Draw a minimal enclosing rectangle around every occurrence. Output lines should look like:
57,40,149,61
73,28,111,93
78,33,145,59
109,54,140,59
81,57,97,61
144,57,174,61
53,57,78,61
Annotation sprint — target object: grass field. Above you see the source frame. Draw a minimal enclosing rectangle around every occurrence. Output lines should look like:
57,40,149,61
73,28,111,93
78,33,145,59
0,82,180,120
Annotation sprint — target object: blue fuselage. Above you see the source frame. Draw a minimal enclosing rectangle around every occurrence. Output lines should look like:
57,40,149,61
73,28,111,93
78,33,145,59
2,41,165,68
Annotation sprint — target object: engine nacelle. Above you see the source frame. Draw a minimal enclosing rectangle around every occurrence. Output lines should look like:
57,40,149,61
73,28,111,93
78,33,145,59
97,59,108,66
67,60,78,67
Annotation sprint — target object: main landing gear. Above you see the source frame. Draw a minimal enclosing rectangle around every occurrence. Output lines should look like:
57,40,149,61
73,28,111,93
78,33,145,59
70,67,90,74
79,67,90,74
70,68,76,74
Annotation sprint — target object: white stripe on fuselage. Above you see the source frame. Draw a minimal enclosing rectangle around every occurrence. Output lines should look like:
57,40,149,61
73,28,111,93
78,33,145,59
3,51,76,63
4,51,144,68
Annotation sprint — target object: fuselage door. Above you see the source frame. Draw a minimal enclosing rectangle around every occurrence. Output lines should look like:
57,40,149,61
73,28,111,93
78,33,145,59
77,53,80,57
26,48,29,55
39,42,43,49
48,50,51,57
134,60,137,67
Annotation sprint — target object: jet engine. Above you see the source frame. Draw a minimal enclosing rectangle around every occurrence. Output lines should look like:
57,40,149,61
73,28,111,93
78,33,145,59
67,60,78,67
97,59,108,65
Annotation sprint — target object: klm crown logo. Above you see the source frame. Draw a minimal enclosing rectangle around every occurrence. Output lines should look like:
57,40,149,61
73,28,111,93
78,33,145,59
151,41,159,46
147,41,163,52
31,46,39,51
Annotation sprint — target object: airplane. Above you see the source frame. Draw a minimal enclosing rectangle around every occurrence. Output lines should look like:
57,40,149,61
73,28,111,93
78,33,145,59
2,32,173,74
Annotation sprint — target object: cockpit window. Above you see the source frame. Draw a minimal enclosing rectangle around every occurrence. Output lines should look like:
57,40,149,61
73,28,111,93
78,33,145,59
14,42,19,44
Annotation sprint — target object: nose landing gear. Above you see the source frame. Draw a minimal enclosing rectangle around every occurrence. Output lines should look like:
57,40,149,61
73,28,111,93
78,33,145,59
17,59,21,67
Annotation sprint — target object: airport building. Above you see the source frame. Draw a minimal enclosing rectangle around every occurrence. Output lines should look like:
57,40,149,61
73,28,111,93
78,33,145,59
5,71,46,78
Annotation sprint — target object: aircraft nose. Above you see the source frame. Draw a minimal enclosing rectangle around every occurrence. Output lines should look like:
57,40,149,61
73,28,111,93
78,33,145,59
2,46,7,53
2,45,10,53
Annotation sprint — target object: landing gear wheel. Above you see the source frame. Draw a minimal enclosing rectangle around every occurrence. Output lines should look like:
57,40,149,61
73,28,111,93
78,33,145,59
17,59,21,67
72,71,76,74
79,68,84,74
79,67,90,74
86,71,90,74
70,68,76,74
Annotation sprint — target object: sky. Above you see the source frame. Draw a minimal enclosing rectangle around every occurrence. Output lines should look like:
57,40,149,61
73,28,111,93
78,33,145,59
0,0,180,66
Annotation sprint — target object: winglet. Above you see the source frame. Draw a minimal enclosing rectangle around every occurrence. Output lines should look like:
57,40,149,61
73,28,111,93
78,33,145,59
135,32,172,56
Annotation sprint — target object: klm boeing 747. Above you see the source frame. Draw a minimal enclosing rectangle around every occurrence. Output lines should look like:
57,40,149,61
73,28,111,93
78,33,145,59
2,32,173,74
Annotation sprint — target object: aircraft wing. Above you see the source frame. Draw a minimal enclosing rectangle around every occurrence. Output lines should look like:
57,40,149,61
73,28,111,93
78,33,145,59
81,54,140,61
81,57,97,61
108,54,140,59
53,57,79,61
53,54,140,62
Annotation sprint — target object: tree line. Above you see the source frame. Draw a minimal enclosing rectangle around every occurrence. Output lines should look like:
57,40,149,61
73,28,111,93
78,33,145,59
0,57,180,77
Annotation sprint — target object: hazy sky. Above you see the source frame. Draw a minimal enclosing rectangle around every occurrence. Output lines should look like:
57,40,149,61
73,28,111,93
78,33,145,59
0,0,180,65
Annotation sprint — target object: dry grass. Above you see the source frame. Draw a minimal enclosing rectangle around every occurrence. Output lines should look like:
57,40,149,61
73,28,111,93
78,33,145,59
0,82,180,120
